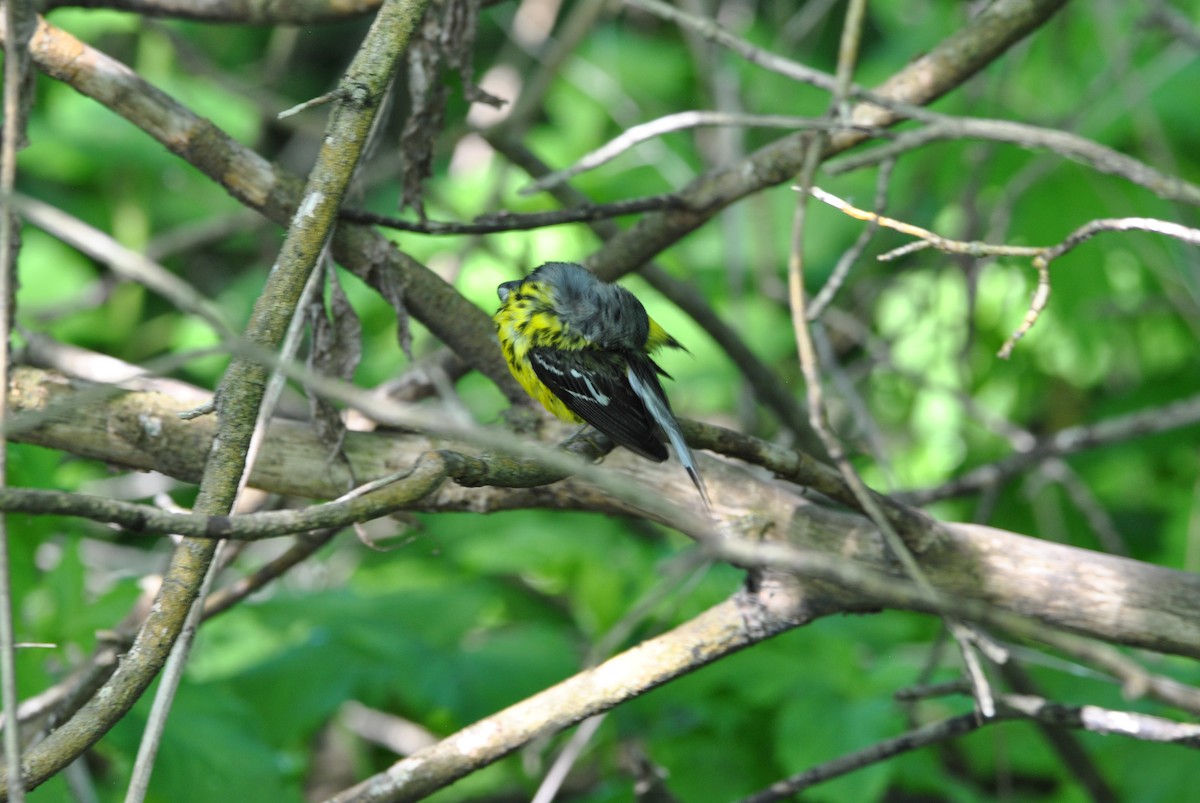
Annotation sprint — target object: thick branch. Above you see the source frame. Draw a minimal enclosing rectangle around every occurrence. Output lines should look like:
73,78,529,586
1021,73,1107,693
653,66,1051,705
9,367,1200,661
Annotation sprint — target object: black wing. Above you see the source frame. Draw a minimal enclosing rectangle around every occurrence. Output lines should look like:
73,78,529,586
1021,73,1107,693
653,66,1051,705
528,346,668,462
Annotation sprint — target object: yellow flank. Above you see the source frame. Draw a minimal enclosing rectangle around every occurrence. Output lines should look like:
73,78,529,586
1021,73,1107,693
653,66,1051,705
495,270,679,423
494,289,586,423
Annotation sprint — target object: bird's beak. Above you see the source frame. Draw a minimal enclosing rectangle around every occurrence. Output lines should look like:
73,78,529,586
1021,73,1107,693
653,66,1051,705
497,280,520,302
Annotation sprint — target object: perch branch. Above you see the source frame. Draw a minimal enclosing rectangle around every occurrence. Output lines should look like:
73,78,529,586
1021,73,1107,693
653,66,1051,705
807,186,1200,356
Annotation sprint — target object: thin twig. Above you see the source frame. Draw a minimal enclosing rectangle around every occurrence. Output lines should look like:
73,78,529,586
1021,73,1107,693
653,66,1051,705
13,194,237,339
624,0,842,97
532,550,711,802
1035,459,1129,556
999,252,1051,357
1044,215,1200,256
809,185,1043,258
37,0,385,25
202,530,340,618
338,192,685,233
810,322,894,480
790,2,999,717
894,678,973,702
278,88,343,118
739,692,1199,803
144,208,264,261
493,0,606,134
997,660,1116,802
825,117,1200,207
807,187,1200,356
831,0,866,116
1003,693,1200,745
901,393,1200,504
122,541,228,802
624,0,1078,152
521,111,890,195
1144,2,1200,49
530,714,606,803
807,159,894,319
738,711,989,802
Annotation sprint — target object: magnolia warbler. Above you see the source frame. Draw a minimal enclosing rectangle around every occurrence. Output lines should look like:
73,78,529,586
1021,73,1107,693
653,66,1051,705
494,262,709,506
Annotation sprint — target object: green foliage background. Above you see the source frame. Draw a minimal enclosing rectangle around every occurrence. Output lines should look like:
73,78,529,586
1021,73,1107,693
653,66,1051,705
9,1,1200,800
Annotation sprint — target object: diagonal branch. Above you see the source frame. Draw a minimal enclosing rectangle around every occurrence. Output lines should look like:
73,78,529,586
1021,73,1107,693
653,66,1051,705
585,0,1072,282
9,366,1200,660
739,692,1199,803
902,393,1200,504
0,1,433,795
326,593,819,803
0,13,521,402
826,116,1200,206
808,186,1200,356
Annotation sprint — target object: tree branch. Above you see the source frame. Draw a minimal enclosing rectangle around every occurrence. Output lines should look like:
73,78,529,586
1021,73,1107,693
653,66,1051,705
8,367,1200,662
826,116,1200,206
901,393,1200,504
338,192,686,234
0,13,522,402
0,1,434,795
45,0,382,24
326,593,817,803
585,0,1072,282
739,692,1199,803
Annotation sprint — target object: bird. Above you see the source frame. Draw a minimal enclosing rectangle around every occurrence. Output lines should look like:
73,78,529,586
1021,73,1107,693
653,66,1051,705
494,261,710,507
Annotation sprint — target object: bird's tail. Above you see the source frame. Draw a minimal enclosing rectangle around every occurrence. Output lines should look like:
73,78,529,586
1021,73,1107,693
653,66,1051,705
627,363,711,509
